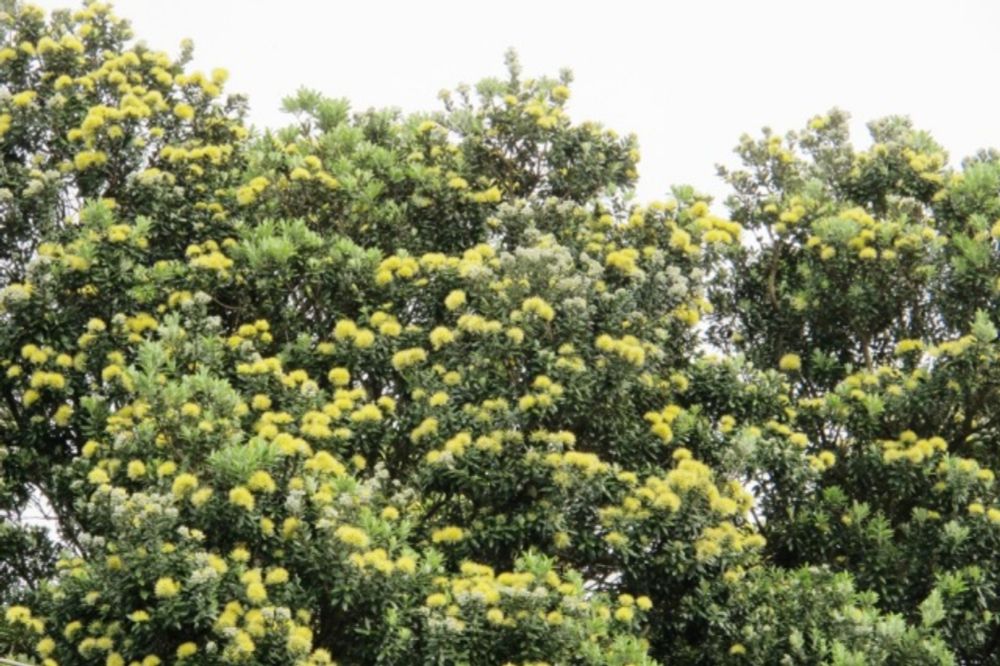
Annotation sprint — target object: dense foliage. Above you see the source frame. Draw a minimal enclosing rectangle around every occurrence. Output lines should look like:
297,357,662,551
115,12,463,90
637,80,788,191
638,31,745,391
2,2,1000,664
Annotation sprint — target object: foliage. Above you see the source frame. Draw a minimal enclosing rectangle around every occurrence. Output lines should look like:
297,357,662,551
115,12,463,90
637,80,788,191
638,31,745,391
2,1,1000,665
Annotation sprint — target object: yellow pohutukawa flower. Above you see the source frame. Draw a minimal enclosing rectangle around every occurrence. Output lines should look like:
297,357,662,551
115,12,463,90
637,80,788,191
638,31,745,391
353,328,375,349
247,470,276,493
176,642,197,659
11,90,37,107
265,567,289,584
126,459,147,479
431,526,464,543
229,485,255,511
425,593,448,607
522,296,555,322
173,103,195,120
74,150,108,170
444,289,466,310
87,468,110,485
245,582,267,603
335,525,370,549
53,404,74,426
36,636,56,657
171,473,199,497
154,577,180,598
392,347,427,371
778,353,801,372
429,326,455,349
287,625,313,655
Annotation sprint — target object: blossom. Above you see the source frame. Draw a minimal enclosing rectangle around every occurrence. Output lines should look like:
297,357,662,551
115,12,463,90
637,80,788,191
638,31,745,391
522,296,555,321
126,460,147,479
287,625,313,654
429,326,455,349
12,90,37,107
171,473,199,497
425,593,448,607
392,347,427,371
74,150,108,170
173,103,195,120
154,577,180,598
614,606,635,622
176,643,198,659
265,567,289,584
87,468,110,485
444,290,466,310
229,485,255,511
335,525,370,549
245,582,267,603
247,470,276,493
431,526,464,543
778,353,801,372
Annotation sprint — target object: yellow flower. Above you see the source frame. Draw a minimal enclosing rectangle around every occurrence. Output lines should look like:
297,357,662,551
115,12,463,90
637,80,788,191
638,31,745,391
353,329,375,348
126,459,147,479
230,547,251,562
154,577,180,598
613,606,635,622
265,567,289,585
287,625,313,655
335,525,370,549
327,367,351,386
428,391,449,407
229,486,255,511
36,636,56,657
74,150,108,171
522,296,555,322
425,593,448,608
129,610,151,622
176,642,197,659
431,526,464,543
53,403,74,426
171,473,199,497
11,90,37,107
392,347,428,371
245,582,267,603
247,470,276,493
429,326,455,349
444,290,466,310
778,353,801,372
173,103,195,120
180,402,201,418
87,468,110,485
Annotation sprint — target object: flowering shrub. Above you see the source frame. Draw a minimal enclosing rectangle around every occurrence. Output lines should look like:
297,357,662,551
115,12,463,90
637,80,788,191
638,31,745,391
0,2,997,665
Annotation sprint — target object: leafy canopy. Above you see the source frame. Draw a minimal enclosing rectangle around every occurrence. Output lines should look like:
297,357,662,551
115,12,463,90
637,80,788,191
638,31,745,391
2,2,1000,666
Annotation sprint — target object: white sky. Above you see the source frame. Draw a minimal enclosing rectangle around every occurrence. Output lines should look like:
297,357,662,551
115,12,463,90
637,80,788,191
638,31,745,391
31,0,1000,203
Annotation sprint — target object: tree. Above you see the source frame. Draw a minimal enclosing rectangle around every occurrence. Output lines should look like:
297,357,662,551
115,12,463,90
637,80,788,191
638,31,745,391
0,1,990,664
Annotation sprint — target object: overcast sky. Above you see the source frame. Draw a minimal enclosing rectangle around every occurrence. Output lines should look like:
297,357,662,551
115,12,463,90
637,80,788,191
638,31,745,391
32,0,1000,203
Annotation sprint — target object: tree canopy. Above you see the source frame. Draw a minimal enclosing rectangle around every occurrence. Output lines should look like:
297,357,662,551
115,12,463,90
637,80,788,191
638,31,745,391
2,2,1000,665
